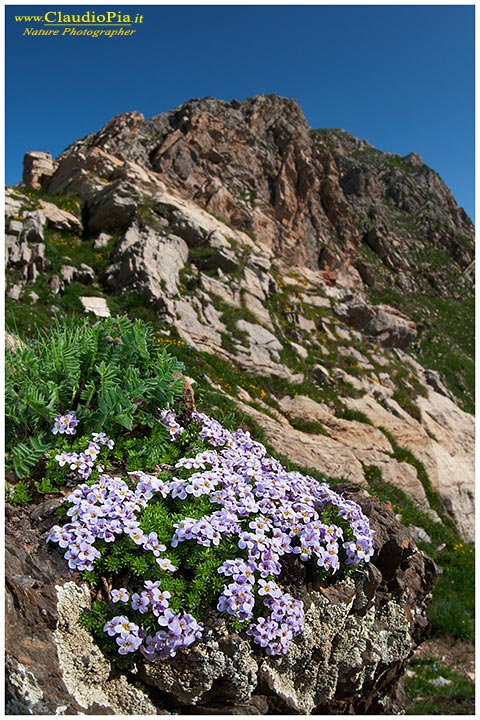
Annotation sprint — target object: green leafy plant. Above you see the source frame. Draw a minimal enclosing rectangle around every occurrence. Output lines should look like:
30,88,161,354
7,480,33,506
5,316,185,485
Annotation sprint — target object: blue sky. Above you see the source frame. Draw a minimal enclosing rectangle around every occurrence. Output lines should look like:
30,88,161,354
5,4,475,220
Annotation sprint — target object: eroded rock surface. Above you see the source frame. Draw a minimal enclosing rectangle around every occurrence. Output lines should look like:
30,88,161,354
5,491,438,715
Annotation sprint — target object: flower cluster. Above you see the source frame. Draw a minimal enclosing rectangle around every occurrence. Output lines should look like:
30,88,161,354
217,566,305,655
47,474,177,573
52,411,79,436
159,409,184,440
54,432,114,480
48,410,374,662
168,411,374,570
104,580,203,659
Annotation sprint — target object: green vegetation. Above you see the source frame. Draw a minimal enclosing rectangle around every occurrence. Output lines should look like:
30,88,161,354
427,542,475,641
364,465,474,642
5,316,184,488
335,407,373,425
18,186,83,218
286,416,329,436
385,155,416,174
6,479,33,506
371,288,474,414
405,657,474,714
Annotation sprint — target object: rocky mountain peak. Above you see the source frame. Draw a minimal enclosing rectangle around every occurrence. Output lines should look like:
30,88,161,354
38,94,473,298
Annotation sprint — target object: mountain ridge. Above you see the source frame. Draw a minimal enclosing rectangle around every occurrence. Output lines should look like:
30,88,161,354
32,95,473,298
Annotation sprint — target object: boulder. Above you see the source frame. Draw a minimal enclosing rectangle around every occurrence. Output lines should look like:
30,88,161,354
59,265,76,284
5,491,438,714
8,219,23,236
312,363,333,385
38,201,82,233
87,180,141,233
5,189,24,217
79,296,110,318
7,284,23,301
93,232,112,249
334,300,417,349
23,211,46,243
22,151,55,189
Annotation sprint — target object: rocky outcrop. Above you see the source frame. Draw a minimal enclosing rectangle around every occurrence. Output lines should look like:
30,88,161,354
334,299,417,349
5,93,475,714
5,492,438,715
345,388,475,540
4,187,82,291
106,221,189,300
22,151,55,189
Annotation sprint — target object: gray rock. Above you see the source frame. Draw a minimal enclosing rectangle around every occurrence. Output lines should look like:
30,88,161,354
424,369,455,401
106,222,189,299
93,232,112,249
78,263,95,283
334,300,417,349
7,284,23,301
236,320,283,357
87,180,141,233
171,209,209,245
48,275,62,295
242,266,267,300
39,201,82,233
290,341,309,360
200,273,241,307
5,235,21,264
242,292,272,325
60,265,76,284
140,632,257,705
297,315,316,333
23,211,46,243
211,246,241,273
8,219,23,236
312,363,333,385
195,246,240,274
5,190,24,217
80,296,110,317
408,526,432,545
31,243,46,264
428,676,452,687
